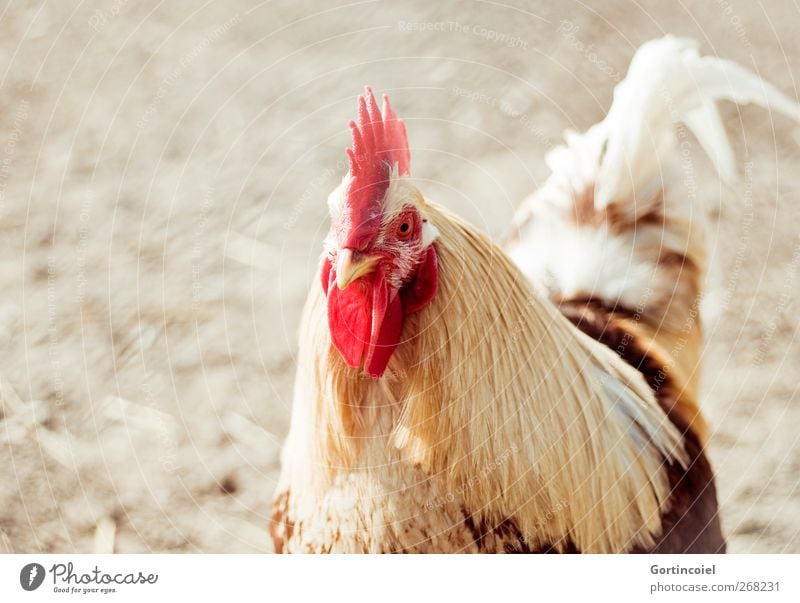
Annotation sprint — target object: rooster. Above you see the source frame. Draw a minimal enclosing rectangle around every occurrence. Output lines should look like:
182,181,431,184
271,37,800,553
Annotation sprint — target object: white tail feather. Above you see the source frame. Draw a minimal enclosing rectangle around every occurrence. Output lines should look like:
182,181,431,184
595,35,800,210
682,100,735,184
507,35,800,334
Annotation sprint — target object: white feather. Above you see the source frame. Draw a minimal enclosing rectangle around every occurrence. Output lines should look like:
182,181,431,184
507,35,800,326
596,35,800,209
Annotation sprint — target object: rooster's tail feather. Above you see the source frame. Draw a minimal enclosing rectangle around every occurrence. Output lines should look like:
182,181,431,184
595,35,800,212
507,34,800,336
505,36,800,440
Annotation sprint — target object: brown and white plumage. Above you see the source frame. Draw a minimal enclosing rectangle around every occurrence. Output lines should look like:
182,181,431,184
505,36,800,445
272,37,800,553
273,202,690,553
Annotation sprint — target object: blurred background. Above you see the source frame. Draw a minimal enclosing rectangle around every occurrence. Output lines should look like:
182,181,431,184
0,0,798,553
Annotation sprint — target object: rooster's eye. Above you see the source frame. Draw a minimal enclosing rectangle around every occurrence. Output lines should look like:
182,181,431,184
397,221,412,240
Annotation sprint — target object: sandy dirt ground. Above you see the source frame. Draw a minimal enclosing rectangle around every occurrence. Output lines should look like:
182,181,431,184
0,0,798,553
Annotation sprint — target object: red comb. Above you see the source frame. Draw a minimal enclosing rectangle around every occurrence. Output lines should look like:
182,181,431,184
340,86,410,250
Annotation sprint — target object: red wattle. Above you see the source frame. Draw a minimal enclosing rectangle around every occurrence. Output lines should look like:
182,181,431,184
401,246,438,313
327,279,371,369
323,245,438,378
363,275,403,377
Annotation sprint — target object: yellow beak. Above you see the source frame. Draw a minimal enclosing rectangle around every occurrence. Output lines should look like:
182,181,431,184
336,249,380,290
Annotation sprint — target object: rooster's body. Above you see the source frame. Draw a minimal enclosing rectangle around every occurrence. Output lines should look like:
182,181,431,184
271,37,800,553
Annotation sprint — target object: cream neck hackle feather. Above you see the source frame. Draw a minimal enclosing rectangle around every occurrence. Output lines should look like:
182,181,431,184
286,198,687,554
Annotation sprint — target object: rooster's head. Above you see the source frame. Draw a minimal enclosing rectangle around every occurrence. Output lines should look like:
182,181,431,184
321,86,439,378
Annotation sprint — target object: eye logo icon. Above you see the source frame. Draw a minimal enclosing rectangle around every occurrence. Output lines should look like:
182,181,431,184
20,563,46,591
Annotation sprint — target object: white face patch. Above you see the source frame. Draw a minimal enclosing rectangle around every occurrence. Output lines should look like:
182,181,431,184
421,220,439,247
323,167,438,277
379,170,439,245
379,168,420,223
